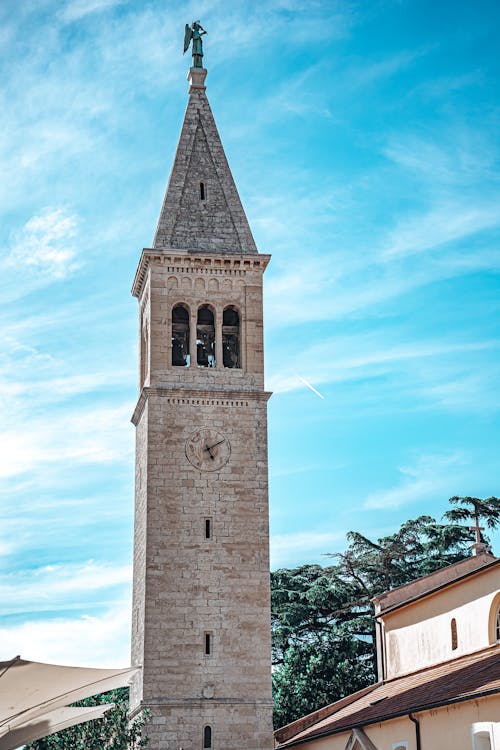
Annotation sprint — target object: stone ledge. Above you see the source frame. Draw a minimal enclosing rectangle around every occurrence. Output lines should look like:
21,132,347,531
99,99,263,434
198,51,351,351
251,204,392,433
131,386,272,425
129,697,274,720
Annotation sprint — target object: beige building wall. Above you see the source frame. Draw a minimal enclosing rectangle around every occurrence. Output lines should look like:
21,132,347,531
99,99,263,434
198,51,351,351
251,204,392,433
381,569,500,679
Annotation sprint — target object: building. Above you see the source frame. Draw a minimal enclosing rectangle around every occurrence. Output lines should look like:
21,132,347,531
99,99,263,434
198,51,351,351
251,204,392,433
128,50,274,750
274,551,500,750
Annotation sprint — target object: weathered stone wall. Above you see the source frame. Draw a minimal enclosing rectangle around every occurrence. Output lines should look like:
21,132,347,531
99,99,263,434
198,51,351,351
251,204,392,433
130,399,148,709
130,250,274,749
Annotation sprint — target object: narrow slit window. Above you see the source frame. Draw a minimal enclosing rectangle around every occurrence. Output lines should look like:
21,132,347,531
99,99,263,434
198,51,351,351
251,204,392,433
222,307,240,368
172,305,190,366
205,518,212,539
197,306,215,367
204,632,211,655
203,726,212,749
200,181,206,201
451,617,458,650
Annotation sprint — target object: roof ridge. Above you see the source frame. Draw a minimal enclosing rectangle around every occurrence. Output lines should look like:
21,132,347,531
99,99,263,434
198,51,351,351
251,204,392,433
373,553,499,615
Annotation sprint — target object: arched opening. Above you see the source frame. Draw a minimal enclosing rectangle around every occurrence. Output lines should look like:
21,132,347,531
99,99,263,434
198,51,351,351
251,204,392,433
197,306,215,367
203,725,212,749
451,617,458,650
172,305,190,367
487,592,500,643
222,307,240,368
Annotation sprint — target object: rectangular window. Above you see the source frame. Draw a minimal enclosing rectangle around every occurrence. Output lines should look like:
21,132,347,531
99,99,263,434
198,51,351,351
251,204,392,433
205,518,212,539
204,632,212,656
472,723,497,750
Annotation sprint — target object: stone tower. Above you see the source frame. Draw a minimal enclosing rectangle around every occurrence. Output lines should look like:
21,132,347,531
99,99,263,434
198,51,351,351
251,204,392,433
129,63,274,750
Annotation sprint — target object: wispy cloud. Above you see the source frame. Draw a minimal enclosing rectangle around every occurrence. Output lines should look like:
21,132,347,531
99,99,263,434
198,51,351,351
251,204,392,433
4,208,80,281
271,529,346,568
0,561,131,612
382,202,500,259
267,336,498,403
59,0,127,23
364,452,466,510
0,605,131,667
0,403,133,479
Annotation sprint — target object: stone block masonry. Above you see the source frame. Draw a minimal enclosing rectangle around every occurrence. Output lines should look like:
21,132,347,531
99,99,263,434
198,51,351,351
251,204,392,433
129,63,274,749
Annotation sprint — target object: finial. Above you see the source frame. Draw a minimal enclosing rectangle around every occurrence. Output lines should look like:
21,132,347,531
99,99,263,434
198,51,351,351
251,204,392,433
183,20,207,69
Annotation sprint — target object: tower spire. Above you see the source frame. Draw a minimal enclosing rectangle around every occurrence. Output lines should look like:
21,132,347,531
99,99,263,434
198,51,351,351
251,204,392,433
153,36,257,254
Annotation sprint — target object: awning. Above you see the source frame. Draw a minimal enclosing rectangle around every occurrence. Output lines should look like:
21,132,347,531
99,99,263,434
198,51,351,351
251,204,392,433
0,656,139,749
0,703,114,750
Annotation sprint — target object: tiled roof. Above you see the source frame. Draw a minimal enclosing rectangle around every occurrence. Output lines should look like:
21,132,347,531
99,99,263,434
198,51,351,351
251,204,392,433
275,645,500,746
373,553,499,615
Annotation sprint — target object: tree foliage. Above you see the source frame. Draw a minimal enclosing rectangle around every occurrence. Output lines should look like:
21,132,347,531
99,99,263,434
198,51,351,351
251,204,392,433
444,496,500,532
25,688,148,750
271,501,496,728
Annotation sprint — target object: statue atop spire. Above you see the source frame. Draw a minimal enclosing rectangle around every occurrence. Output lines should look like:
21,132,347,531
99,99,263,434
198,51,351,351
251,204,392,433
183,21,207,68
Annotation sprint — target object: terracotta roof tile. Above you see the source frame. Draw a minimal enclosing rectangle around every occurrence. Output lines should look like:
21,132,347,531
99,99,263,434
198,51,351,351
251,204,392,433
275,646,500,746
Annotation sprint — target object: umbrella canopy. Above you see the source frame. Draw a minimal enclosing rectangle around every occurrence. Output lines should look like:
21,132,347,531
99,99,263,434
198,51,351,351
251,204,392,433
0,656,139,748
0,703,114,750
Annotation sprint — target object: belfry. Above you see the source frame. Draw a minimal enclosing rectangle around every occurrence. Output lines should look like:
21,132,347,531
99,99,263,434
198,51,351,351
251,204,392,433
129,26,274,750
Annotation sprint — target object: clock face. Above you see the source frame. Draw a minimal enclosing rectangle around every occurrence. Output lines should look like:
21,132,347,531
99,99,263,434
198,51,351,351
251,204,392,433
185,428,231,472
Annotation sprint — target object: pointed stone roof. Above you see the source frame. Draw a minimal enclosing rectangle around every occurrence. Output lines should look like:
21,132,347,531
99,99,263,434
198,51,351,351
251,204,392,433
153,68,258,254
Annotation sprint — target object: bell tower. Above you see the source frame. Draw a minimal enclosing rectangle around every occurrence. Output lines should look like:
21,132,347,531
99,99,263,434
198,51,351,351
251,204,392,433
129,52,274,750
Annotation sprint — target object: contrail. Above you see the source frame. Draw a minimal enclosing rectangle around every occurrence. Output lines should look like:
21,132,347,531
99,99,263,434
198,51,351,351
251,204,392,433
297,375,325,400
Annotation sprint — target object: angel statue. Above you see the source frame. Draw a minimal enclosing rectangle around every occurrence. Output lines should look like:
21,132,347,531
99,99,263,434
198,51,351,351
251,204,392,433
183,21,207,68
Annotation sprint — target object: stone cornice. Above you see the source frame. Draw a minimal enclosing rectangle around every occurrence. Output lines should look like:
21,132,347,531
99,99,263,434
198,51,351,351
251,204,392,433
131,386,272,425
131,249,270,299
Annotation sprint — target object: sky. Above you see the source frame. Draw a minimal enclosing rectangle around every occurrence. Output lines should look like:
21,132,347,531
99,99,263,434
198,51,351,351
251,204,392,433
1,0,499,668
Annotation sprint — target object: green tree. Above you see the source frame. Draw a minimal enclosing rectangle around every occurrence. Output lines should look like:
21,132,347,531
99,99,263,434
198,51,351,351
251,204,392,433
271,509,483,728
25,687,148,750
444,496,500,542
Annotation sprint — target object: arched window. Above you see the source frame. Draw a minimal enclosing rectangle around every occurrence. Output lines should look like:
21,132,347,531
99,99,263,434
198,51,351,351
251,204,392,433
197,306,215,367
487,593,500,644
203,725,212,749
222,307,240,368
451,618,458,650
172,305,190,367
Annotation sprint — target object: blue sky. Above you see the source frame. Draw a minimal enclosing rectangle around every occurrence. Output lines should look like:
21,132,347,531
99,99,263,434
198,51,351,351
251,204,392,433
1,0,499,667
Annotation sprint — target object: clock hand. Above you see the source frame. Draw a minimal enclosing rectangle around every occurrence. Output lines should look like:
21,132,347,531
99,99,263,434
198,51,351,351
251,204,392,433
204,444,215,459
206,439,225,451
